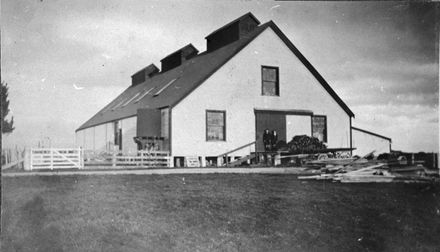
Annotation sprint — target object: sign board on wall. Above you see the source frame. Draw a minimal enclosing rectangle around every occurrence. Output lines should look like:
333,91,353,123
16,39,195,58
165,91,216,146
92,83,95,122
185,156,200,167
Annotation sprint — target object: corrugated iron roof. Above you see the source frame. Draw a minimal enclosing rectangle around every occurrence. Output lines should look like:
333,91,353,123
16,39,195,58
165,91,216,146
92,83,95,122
77,19,354,132
76,23,271,131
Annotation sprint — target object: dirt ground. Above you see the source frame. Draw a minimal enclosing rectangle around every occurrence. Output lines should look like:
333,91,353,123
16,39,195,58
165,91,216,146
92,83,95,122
2,174,440,251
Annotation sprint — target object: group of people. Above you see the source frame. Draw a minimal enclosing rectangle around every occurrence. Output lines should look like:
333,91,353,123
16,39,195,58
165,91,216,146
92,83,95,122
262,129,278,152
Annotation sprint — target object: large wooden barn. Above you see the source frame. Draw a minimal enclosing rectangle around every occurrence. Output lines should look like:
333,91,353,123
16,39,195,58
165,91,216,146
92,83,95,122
76,12,368,165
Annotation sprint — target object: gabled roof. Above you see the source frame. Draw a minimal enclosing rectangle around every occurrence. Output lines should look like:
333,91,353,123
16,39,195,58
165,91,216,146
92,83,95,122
352,127,392,142
77,18,354,131
267,22,354,118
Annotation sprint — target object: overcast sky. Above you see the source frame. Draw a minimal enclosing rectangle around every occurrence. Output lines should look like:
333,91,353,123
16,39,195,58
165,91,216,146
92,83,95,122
2,0,438,152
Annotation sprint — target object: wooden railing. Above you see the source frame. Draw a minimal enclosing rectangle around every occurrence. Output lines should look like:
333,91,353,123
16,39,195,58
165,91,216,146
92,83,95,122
2,147,26,170
217,141,256,166
84,150,170,168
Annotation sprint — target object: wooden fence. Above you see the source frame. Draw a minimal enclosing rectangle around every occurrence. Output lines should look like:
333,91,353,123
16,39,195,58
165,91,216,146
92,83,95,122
83,150,170,168
1,147,26,170
30,148,83,170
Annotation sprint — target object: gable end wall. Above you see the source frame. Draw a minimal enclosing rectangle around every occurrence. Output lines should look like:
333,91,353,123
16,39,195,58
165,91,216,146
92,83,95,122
172,28,351,157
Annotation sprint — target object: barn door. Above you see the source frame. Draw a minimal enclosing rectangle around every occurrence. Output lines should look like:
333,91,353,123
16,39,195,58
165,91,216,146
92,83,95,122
255,111,286,152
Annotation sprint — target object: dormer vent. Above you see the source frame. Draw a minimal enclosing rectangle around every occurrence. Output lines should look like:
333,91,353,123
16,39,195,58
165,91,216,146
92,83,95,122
205,12,260,52
160,44,199,72
131,64,160,86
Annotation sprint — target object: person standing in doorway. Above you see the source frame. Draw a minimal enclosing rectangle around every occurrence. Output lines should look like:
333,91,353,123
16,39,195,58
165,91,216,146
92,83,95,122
271,130,278,151
263,129,272,152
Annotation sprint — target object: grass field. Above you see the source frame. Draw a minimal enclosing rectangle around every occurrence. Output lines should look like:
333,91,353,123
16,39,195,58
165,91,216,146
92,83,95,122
2,174,440,251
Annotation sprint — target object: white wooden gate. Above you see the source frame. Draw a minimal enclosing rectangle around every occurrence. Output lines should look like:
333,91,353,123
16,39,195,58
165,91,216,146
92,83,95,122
30,148,83,170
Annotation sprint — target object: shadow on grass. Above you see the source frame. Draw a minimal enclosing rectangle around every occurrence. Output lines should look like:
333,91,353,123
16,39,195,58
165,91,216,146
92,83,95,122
5,195,64,252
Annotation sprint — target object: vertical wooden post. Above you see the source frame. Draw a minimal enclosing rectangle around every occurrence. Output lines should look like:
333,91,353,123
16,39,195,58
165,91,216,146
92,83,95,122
80,147,84,169
436,153,439,175
200,156,206,167
50,148,54,170
112,148,116,167
217,156,223,167
24,148,31,171
274,152,281,166
140,151,143,167
169,155,174,168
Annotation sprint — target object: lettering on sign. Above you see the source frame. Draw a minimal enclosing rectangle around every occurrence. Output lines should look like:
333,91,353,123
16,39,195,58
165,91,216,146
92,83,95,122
185,156,200,167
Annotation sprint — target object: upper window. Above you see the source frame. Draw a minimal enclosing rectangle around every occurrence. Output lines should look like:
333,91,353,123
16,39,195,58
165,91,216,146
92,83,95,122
206,110,226,141
312,115,327,143
262,66,279,96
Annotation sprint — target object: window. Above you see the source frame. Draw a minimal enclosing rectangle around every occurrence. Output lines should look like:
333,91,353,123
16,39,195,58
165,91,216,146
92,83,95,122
312,115,327,142
262,66,279,96
206,110,226,141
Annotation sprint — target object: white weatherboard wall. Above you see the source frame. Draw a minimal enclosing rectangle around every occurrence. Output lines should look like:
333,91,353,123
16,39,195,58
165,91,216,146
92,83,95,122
94,124,106,152
105,122,115,151
121,117,137,154
75,130,85,148
75,116,137,154
172,28,351,157
352,129,391,156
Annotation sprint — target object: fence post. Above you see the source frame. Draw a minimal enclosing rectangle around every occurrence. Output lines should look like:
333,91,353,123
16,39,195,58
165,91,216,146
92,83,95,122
112,150,116,167
80,147,84,169
436,153,439,175
50,148,53,170
169,155,174,168
24,148,31,171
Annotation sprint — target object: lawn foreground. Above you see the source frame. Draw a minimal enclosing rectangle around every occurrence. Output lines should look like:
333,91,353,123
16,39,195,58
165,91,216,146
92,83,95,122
1,174,440,251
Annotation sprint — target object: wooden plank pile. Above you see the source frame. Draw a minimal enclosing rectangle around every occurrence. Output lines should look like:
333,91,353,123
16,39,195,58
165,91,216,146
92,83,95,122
299,151,439,183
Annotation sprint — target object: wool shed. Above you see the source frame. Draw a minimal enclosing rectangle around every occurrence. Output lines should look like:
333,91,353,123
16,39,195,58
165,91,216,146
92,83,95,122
76,12,360,166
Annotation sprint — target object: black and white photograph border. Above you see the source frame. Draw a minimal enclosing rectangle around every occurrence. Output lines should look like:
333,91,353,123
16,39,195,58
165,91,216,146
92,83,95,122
1,1,439,251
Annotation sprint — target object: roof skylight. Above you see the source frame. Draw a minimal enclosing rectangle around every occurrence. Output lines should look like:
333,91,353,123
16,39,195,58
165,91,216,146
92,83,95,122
134,87,155,103
122,92,141,107
111,98,128,110
153,78,177,96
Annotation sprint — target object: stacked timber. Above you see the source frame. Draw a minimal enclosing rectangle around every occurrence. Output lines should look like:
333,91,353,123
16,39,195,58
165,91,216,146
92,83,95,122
298,151,439,183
